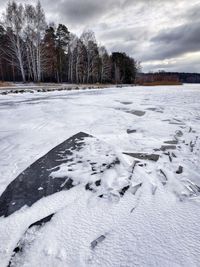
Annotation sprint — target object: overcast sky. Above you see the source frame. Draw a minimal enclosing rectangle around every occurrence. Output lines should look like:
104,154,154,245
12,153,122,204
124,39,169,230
1,0,200,72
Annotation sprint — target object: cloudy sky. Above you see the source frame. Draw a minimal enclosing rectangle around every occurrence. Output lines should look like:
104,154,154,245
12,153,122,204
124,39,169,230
1,0,200,72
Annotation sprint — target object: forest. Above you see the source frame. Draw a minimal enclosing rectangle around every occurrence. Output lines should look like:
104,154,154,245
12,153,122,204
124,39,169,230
137,71,200,85
0,1,139,84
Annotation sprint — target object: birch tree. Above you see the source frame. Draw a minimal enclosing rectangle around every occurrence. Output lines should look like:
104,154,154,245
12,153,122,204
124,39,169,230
67,33,78,83
81,30,99,83
24,4,37,81
35,1,46,82
2,1,26,82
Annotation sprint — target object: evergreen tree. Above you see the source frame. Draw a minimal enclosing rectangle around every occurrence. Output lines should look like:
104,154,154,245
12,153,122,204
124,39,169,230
56,24,70,82
43,26,57,81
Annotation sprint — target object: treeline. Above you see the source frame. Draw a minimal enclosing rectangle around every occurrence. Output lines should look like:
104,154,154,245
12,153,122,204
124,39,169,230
138,71,200,84
137,72,179,85
0,1,139,84
159,72,200,84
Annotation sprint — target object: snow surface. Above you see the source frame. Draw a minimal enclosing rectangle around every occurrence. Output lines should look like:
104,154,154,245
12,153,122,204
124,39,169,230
0,84,200,266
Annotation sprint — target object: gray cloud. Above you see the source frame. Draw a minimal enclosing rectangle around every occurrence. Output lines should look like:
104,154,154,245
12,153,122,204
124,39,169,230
143,54,200,73
144,21,200,61
41,0,122,27
181,3,200,23
99,26,149,42
54,0,116,24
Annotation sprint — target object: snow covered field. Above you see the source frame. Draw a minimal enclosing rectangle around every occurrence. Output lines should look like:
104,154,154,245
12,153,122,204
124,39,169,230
0,84,200,267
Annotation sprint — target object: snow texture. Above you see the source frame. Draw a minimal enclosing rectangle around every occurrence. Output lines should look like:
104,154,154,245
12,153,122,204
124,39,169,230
0,84,200,266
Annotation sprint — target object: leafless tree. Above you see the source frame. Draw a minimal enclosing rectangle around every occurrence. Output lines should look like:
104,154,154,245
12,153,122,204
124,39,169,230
68,33,78,83
2,1,26,82
99,46,111,83
81,30,99,83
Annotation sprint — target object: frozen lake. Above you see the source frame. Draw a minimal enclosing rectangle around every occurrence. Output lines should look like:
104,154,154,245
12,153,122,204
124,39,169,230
0,84,200,266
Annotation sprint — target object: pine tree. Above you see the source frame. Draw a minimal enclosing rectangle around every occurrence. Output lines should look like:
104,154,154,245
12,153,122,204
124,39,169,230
56,24,70,82
43,26,57,81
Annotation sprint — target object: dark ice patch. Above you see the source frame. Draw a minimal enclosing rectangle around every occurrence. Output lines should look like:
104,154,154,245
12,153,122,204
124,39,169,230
123,152,159,162
29,213,54,228
127,129,137,134
95,180,101,187
169,122,185,125
85,183,95,192
160,145,176,151
0,132,122,217
119,185,130,196
159,169,168,185
146,107,157,111
164,140,178,145
8,213,54,267
120,101,133,105
176,166,183,174
171,152,177,158
126,110,146,117
0,132,91,217
151,184,157,195
128,160,139,180
91,235,106,249
155,145,176,152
